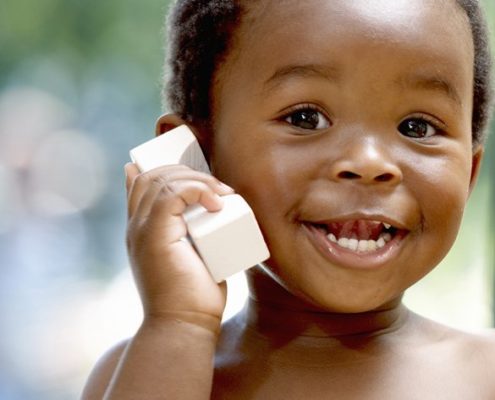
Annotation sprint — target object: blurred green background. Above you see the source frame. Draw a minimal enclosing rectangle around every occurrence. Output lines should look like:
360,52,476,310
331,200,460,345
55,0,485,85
0,1,493,399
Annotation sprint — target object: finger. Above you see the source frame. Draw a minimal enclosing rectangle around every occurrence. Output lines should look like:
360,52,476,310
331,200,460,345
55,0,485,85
142,179,224,221
125,163,140,194
167,180,225,212
144,181,226,243
144,165,234,195
128,166,234,218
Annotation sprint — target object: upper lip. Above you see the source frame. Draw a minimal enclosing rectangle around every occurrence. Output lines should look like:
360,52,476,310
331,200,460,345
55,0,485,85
307,213,410,231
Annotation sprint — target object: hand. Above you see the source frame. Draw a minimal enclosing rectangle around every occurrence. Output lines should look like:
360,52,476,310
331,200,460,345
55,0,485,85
125,163,234,334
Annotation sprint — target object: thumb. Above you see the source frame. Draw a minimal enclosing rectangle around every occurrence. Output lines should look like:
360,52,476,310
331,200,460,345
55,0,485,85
125,163,140,194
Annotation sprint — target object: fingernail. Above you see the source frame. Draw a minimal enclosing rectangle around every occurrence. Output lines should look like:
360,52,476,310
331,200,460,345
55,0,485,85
219,182,234,192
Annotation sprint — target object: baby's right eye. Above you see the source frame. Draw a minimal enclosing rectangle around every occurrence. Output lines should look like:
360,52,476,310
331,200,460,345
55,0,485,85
283,106,330,131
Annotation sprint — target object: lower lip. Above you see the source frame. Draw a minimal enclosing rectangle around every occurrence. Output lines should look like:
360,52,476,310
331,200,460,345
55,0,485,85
302,224,408,270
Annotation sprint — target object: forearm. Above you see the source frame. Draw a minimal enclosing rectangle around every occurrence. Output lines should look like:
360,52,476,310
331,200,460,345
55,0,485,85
103,316,220,400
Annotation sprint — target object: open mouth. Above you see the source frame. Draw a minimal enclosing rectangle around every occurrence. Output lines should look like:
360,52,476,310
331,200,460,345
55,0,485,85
311,219,406,253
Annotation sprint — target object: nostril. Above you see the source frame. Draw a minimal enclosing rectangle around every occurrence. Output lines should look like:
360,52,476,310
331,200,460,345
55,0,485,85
338,171,361,180
374,173,394,182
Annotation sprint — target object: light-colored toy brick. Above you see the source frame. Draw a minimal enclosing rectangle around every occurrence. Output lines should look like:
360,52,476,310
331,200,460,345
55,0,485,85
129,125,270,281
184,194,269,282
130,125,210,174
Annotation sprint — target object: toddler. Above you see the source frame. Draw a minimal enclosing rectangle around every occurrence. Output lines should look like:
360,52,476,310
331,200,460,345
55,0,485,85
82,0,494,398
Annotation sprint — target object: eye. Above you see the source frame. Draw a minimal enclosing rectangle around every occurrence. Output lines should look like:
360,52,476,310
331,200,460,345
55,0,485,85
284,107,330,131
398,118,438,139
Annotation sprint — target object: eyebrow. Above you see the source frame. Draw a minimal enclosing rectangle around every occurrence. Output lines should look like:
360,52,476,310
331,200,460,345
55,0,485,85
262,64,463,108
262,63,340,93
395,73,463,107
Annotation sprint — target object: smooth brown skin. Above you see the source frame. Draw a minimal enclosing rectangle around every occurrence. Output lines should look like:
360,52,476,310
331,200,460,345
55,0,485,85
81,0,495,399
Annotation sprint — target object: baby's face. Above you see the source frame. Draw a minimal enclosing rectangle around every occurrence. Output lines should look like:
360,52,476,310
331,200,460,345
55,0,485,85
209,0,479,312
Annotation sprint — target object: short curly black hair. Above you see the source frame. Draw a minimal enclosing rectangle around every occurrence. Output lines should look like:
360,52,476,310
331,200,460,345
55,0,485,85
164,0,493,147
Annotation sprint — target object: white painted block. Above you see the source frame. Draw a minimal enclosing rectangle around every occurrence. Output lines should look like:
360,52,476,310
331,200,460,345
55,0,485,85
130,125,270,282
184,194,269,282
130,125,210,174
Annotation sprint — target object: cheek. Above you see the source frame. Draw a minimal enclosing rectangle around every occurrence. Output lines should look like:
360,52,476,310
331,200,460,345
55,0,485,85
413,155,470,228
211,134,315,272
404,152,472,274
212,133,309,212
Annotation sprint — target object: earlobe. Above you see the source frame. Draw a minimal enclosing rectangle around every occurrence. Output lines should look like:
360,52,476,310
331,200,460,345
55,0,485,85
468,146,484,196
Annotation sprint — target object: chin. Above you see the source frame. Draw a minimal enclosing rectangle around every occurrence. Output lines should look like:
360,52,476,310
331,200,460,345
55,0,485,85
296,285,404,314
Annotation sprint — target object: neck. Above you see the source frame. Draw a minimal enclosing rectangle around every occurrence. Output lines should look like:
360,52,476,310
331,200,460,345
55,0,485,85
239,268,410,340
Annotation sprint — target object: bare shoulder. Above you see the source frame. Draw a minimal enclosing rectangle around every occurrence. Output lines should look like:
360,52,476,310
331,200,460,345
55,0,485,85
448,326,495,390
427,316,495,353
80,339,129,400
411,314,495,384
454,326,495,363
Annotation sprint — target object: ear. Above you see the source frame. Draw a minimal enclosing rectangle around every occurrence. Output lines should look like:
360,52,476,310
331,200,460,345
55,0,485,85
155,113,189,136
468,146,484,196
155,113,212,160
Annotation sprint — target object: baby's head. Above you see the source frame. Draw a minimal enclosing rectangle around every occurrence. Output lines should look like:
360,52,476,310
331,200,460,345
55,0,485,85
161,0,493,312
164,0,492,148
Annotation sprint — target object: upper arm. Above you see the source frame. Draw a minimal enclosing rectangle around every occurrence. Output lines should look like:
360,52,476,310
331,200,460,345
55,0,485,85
80,339,129,400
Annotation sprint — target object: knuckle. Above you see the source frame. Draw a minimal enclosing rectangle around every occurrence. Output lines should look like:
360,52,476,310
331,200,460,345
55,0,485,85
135,171,167,187
146,174,168,189
203,174,219,185
158,182,175,198
133,171,149,185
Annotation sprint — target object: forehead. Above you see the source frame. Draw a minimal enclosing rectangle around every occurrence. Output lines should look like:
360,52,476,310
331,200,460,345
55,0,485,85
213,0,474,113
238,0,472,57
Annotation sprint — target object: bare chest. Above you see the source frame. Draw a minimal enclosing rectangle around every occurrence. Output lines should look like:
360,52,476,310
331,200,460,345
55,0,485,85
212,354,494,400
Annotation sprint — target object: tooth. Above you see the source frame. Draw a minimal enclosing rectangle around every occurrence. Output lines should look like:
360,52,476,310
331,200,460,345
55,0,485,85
384,223,391,229
382,233,392,242
348,239,358,251
358,240,368,252
367,240,377,251
336,237,382,252
328,233,337,243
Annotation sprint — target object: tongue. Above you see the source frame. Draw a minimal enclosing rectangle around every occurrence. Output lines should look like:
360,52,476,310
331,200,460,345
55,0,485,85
328,220,383,241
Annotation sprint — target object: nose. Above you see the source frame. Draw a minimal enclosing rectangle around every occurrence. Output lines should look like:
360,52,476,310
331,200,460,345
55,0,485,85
330,138,402,185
